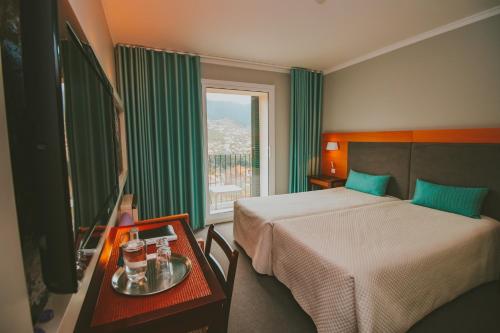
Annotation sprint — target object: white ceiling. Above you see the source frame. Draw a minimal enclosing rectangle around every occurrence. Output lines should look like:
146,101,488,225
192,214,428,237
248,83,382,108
101,0,500,72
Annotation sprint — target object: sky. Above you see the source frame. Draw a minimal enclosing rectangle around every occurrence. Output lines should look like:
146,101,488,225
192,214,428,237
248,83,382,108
207,92,251,104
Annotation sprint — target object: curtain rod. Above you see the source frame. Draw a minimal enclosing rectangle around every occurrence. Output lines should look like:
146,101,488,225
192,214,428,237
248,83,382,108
117,43,199,57
116,43,288,69
116,43,323,74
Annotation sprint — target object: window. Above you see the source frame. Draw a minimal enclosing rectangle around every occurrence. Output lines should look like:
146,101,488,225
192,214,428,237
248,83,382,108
202,80,275,223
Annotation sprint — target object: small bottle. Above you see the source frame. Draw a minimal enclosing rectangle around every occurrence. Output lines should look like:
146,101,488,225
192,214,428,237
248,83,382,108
119,227,140,269
129,227,139,241
117,233,129,267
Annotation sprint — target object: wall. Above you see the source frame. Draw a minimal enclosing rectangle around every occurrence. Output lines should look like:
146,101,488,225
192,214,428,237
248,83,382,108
323,15,500,132
202,63,290,194
68,0,116,86
0,49,32,333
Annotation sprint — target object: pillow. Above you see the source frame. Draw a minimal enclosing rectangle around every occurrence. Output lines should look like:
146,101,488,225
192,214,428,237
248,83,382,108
345,169,391,196
411,179,488,218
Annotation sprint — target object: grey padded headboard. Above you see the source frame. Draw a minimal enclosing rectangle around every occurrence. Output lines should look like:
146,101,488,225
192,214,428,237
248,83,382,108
348,142,412,199
410,143,500,221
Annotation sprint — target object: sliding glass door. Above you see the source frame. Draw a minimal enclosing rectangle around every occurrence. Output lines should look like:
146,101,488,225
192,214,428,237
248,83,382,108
202,80,274,223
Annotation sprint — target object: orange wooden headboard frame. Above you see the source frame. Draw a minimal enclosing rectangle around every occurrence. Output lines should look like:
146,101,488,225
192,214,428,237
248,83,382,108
321,128,500,179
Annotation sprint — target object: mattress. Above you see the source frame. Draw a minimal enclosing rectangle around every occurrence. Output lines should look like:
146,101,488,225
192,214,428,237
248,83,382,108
272,201,500,333
233,187,397,274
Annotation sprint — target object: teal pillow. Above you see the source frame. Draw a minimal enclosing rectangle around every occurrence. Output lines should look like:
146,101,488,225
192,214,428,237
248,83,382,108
345,169,391,196
411,179,488,219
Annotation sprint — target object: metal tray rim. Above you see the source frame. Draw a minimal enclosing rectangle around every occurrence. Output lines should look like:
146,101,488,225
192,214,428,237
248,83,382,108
111,253,192,296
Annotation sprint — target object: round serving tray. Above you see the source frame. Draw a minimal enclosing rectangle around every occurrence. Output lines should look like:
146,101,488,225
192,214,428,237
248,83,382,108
111,253,192,296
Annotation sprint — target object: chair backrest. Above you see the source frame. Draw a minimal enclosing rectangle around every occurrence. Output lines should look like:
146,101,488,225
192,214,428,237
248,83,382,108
204,224,239,333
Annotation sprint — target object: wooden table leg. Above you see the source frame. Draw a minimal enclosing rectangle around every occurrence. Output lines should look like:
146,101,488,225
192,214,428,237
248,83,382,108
207,302,226,333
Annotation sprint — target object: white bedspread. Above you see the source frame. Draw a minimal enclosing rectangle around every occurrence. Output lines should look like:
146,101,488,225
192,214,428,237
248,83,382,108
272,201,500,333
233,187,397,274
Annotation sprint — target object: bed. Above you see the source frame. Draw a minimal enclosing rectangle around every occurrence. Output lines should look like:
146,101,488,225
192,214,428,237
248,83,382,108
234,188,398,274
233,143,412,275
272,201,500,333
270,142,500,332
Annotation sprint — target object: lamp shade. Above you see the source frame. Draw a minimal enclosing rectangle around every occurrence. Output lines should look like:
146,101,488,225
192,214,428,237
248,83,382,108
326,141,339,151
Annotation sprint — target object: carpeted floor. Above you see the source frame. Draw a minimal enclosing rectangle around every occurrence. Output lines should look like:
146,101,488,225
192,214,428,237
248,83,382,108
195,222,317,333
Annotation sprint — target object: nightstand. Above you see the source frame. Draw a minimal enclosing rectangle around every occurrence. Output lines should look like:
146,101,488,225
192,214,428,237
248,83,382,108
307,175,346,191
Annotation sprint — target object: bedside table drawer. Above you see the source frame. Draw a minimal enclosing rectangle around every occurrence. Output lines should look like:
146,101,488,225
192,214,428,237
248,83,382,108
308,176,346,191
309,178,331,188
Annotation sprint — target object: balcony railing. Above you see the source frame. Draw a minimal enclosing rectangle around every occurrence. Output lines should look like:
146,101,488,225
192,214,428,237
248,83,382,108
208,153,255,214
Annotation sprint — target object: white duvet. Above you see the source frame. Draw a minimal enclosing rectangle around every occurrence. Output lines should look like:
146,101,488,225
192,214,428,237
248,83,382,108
272,201,500,333
233,187,397,274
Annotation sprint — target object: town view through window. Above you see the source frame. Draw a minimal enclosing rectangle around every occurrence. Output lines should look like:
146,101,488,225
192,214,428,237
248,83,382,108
206,92,259,214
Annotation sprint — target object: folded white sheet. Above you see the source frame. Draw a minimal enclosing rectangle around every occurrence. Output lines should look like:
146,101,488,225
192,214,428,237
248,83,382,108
272,201,500,333
233,187,397,274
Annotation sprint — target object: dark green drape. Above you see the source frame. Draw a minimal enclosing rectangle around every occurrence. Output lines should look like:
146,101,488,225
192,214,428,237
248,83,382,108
116,45,205,229
250,96,260,197
62,40,119,229
288,68,323,193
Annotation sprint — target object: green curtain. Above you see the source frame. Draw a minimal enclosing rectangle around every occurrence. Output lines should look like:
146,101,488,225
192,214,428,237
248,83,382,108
116,45,205,229
250,96,260,197
288,68,323,193
62,40,119,229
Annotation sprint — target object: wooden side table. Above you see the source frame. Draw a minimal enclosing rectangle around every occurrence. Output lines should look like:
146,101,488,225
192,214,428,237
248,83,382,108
75,214,226,333
308,175,346,191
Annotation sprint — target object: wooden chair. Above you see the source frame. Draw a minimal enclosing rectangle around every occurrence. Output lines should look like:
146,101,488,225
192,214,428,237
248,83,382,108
204,224,239,333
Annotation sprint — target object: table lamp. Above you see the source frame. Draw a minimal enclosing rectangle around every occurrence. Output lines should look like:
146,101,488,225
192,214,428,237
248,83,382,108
326,142,339,175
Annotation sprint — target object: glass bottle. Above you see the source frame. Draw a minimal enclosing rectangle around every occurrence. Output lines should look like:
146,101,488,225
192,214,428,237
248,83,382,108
129,227,139,240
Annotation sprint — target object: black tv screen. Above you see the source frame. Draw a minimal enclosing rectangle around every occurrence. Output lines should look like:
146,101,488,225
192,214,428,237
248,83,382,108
62,26,119,236
0,0,120,321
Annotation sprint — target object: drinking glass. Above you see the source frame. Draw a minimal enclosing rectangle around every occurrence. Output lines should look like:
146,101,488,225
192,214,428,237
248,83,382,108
122,239,147,283
156,237,172,275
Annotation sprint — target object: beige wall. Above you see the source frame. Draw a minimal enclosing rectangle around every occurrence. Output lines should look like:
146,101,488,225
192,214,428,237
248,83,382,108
68,0,116,86
323,15,500,132
202,63,290,194
0,50,32,333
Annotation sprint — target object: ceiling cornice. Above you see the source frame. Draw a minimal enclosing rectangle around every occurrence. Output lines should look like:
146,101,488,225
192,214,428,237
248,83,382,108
201,55,290,73
324,5,500,74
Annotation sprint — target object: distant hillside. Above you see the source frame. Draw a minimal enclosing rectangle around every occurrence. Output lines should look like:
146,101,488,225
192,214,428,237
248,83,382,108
207,100,251,127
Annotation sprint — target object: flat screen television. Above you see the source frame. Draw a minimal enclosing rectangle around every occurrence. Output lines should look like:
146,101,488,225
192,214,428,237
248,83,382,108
1,0,120,321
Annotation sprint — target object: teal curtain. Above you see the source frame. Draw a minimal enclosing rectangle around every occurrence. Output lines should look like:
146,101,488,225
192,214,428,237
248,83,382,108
250,96,260,197
62,40,119,229
116,45,205,229
288,68,323,193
